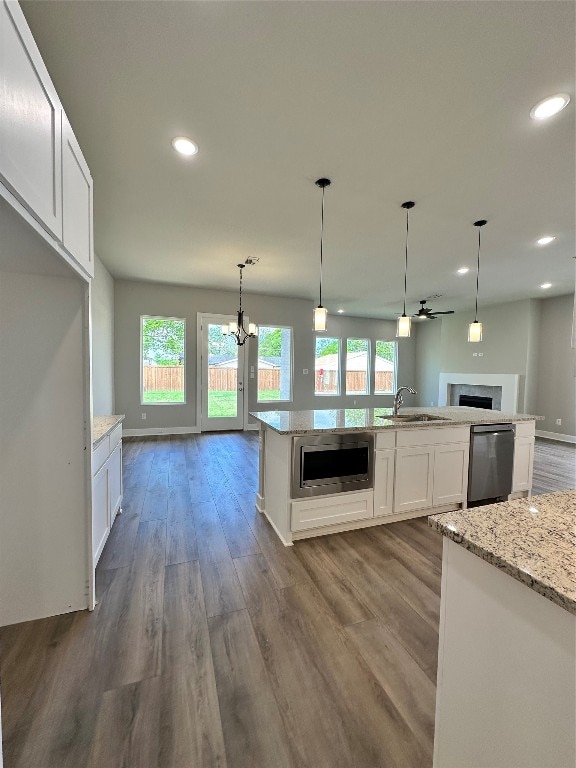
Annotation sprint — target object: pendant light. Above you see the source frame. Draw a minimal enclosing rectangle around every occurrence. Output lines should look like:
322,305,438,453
313,178,331,332
223,262,258,346
397,201,415,338
468,219,487,343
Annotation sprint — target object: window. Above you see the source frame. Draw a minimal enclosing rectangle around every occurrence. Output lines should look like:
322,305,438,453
141,316,186,404
346,339,370,395
315,337,340,395
375,340,397,394
257,326,293,402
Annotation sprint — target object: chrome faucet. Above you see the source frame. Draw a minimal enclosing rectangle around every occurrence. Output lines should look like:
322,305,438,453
392,386,417,416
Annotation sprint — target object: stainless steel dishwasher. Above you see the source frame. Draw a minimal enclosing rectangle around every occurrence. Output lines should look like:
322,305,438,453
468,424,515,503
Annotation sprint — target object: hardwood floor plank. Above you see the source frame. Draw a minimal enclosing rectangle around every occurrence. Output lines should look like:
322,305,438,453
208,609,298,768
364,524,442,597
87,677,160,768
193,500,234,562
167,483,193,523
160,562,228,767
532,438,576,494
105,520,166,689
234,554,369,768
140,471,170,522
386,519,443,567
200,556,247,618
323,533,439,681
214,492,261,558
282,580,431,768
294,536,374,626
346,617,436,755
166,517,199,565
235,492,311,589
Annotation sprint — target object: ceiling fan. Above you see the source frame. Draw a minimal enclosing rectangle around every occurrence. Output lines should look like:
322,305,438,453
413,299,455,320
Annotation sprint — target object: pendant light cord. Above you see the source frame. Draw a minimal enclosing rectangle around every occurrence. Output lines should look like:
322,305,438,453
403,206,409,315
474,227,481,322
319,185,325,307
239,265,243,314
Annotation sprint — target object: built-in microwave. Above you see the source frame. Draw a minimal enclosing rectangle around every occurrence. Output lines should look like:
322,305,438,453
291,432,374,499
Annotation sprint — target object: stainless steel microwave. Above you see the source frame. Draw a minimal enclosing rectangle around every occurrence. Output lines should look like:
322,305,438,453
291,432,374,499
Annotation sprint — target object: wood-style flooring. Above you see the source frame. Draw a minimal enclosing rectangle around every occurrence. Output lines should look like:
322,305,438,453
532,437,576,495
0,432,572,767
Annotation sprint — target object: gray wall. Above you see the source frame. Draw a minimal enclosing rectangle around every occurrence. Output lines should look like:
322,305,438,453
114,279,417,431
414,294,576,438
91,256,115,415
534,293,576,437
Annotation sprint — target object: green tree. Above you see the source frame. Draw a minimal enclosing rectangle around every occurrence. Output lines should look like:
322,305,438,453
142,318,185,365
315,337,339,356
376,340,396,362
258,327,282,356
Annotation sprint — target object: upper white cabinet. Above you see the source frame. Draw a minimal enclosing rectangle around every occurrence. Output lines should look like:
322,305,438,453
62,112,94,277
0,0,94,279
0,0,62,239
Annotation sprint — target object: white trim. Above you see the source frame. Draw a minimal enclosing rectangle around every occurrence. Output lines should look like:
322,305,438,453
261,508,293,546
123,426,200,437
535,430,576,444
439,372,519,412
244,423,259,431
256,492,265,512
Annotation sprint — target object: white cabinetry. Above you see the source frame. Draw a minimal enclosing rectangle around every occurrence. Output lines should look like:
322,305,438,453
0,0,62,239
394,446,434,513
393,427,469,515
291,490,373,532
62,112,94,277
0,0,94,278
373,448,395,516
512,421,536,494
92,424,122,566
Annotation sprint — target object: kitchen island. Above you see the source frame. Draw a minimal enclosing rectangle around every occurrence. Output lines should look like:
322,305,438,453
250,406,538,546
429,490,575,768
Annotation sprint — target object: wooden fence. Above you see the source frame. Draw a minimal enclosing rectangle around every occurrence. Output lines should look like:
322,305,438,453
143,365,393,394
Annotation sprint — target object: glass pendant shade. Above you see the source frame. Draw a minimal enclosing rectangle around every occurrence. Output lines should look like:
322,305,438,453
248,322,258,336
468,320,483,343
314,305,328,332
228,320,238,335
221,324,229,335
396,314,411,338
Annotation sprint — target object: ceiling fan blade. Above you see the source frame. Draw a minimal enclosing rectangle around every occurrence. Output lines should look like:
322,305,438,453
430,310,455,315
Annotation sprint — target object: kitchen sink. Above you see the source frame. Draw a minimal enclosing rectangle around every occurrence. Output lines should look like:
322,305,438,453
377,413,451,422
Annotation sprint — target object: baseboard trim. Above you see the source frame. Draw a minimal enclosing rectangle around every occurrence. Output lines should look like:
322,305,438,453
245,423,260,431
123,426,201,437
535,430,576,444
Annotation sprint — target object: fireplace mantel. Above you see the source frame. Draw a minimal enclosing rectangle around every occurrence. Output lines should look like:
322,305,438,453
438,373,519,412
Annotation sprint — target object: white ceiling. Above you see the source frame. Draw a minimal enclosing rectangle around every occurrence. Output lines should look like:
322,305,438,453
22,0,575,319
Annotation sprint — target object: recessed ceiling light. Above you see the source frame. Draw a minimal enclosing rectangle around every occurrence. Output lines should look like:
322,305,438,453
540,282,552,289
457,267,469,275
171,136,198,156
530,94,570,121
537,236,555,246
337,309,344,314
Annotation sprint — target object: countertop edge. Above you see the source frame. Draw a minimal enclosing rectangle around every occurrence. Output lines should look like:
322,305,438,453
428,514,576,616
93,415,125,447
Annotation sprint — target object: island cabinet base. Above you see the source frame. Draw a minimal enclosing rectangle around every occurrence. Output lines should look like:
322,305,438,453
434,539,575,768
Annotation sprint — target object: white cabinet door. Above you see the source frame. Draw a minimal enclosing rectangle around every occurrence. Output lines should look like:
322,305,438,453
92,463,109,566
512,437,534,492
62,112,94,277
374,449,395,517
0,0,62,239
393,446,434,513
433,443,469,506
108,441,122,526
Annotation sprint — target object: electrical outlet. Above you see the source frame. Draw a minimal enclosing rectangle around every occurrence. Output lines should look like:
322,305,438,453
141,412,147,420
303,368,309,375
472,352,478,357
478,352,484,357
556,418,562,426
250,365,255,379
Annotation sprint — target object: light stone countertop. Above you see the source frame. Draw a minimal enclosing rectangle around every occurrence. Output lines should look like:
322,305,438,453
249,406,541,435
93,415,125,447
429,490,576,614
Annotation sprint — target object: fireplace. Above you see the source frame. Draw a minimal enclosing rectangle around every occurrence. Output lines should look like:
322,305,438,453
459,394,493,409
439,373,520,413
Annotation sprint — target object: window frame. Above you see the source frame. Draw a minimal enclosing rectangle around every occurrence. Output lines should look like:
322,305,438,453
314,336,341,396
374,339,398,395
140,315,187,406
345,338,371,396
256,325,294,403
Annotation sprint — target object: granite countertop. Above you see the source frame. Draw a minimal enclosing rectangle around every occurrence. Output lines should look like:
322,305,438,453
93,415,125,447
249,406,540,435
429,490,576,614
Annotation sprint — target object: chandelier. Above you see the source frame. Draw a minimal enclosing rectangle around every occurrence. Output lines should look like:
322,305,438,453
223,261,258,346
